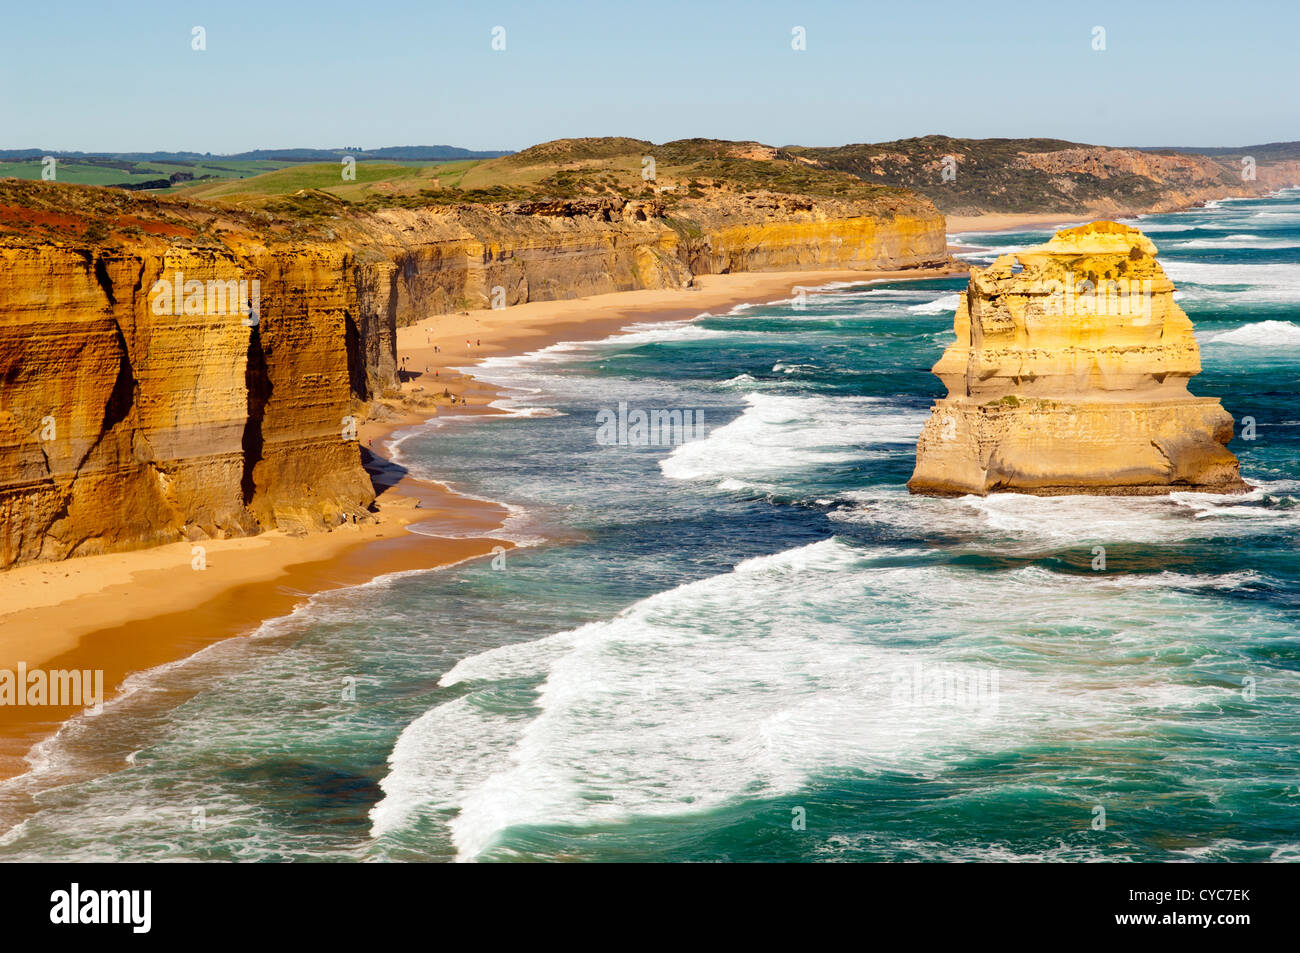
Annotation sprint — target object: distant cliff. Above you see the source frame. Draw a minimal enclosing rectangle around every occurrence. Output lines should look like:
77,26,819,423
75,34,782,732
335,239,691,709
338,191,947,318
0,178,948,567
787,136,1300,216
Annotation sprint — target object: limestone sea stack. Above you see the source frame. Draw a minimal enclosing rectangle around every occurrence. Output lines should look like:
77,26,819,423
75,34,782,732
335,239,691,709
908,221,1248,496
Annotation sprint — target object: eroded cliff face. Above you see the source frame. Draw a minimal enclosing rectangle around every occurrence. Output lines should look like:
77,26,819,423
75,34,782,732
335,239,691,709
0,236,377,567
670,193,947,277
908,221,1247,497
342,191,948,316
341,198,693,314
0,179,949,568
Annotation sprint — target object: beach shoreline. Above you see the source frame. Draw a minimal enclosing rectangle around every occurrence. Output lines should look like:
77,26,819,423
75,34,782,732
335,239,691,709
945,212,1091,235
0,263,963,781
943,190,1297,236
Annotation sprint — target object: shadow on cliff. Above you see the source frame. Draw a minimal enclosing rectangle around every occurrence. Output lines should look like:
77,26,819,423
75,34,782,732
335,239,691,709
241,326,272,507
359,443,408,502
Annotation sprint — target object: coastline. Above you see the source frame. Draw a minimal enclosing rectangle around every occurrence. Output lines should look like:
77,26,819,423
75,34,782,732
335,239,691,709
945,186,1298,236
0,263,962,780
945,212,1091,235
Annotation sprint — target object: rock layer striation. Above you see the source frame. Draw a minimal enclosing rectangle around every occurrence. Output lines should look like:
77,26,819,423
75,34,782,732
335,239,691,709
0,179,949,568
908,221,1247,496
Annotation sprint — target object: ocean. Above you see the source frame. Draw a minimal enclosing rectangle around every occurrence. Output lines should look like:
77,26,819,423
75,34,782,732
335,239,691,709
2,192,1298,862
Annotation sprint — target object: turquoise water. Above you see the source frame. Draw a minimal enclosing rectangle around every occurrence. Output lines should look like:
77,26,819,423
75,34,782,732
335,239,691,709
2,193,1299,862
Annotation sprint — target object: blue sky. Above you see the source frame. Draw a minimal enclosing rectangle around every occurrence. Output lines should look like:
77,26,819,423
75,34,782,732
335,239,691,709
1,0,1295,152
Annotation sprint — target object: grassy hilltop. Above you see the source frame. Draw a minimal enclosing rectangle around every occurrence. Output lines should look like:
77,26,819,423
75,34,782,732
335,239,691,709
6,136,1294,224
168,137,906,219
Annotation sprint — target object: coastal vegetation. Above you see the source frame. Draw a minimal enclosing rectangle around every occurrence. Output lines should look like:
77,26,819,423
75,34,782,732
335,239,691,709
7,137,1298,219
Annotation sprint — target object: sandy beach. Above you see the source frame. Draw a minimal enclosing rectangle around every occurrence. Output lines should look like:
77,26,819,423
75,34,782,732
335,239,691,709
944,195,1265,236
945,212,1091,235
0,264,962,779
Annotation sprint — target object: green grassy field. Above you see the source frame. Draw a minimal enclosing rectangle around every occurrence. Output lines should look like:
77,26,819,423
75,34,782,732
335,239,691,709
0,140,904,213
0,155,481,205
171,159,477,205
0,157,289,190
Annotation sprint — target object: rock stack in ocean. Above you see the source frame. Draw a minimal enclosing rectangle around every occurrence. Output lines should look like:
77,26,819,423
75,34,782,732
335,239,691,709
908,221,1248,496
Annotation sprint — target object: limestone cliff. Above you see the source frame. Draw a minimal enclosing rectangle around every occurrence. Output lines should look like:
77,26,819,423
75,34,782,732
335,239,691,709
908,221,1247,496
337,197,693,315
335,191,948,317
670,193,945,277
0,236,377,567
0,178,949,568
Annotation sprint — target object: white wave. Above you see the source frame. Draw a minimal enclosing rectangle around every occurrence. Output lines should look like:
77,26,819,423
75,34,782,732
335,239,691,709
908,292,962,314
371,535,1291,861
801,279,876,292
830,481,1300,545
1122,221,1197,233
1161,260,1300,286
1159,259,1300,304
1097,569,1262,590
406,500,547,548
949,224,1075,243
659,393,923,486
604,323,745,346
465,319,739,392
963,493,1196,544
849,288,946,299
485,394,566,418
369,695,533,840
465,340,593,380
1163,232,1298,250
952,244,1031,260
1202,320,1300,347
